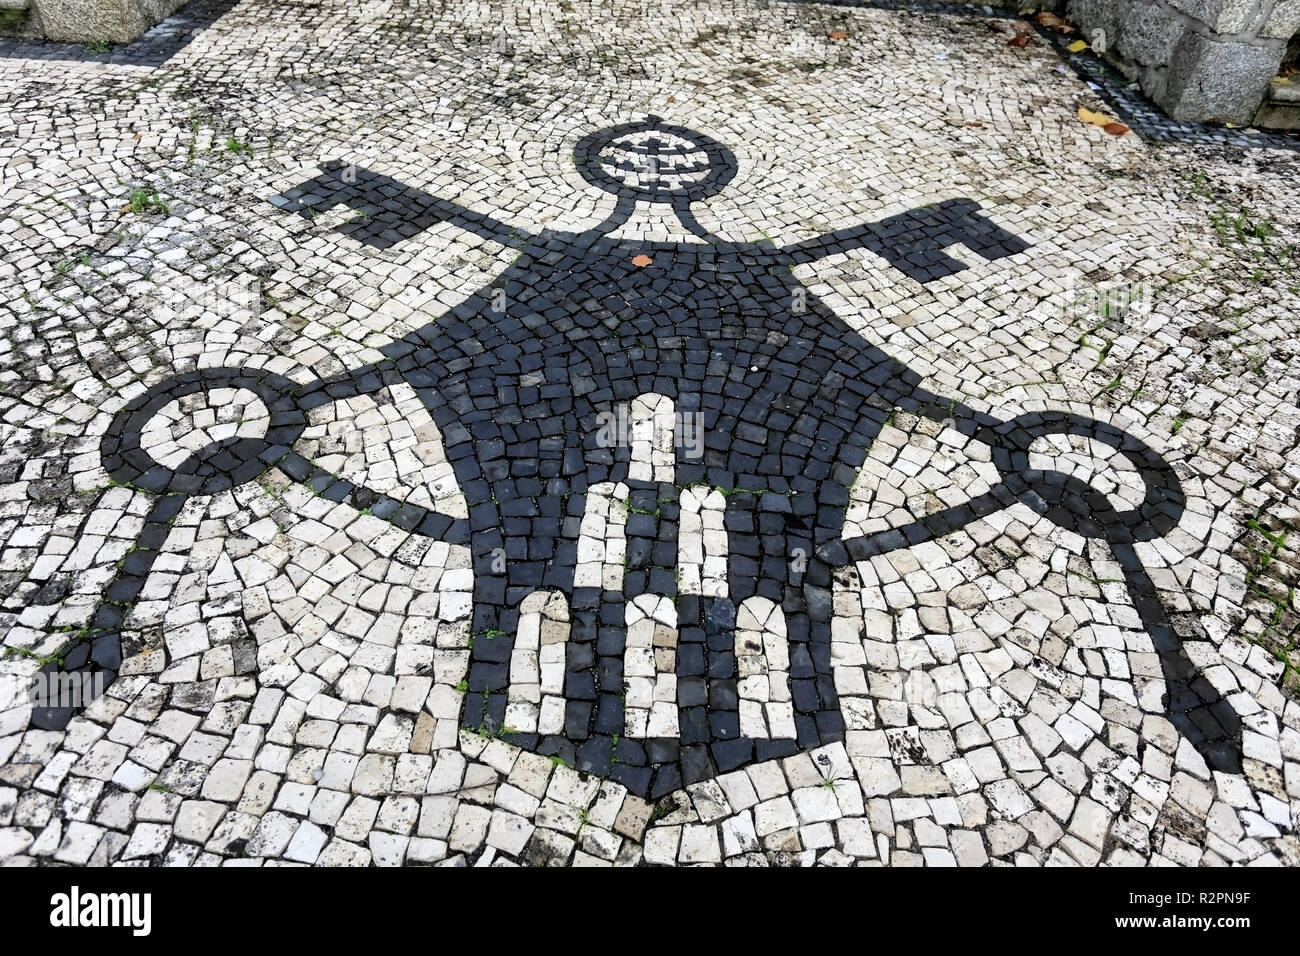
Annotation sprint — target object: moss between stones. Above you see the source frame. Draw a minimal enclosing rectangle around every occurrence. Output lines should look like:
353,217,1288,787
0,7,35,37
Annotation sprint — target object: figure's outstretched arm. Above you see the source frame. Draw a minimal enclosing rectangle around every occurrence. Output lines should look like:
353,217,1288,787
820,405,1243,775
270,161,535,250
777,198,1029,282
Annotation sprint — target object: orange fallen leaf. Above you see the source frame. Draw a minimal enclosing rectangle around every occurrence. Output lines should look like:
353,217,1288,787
828,29,848,40
666,95,676,103
632,254,653,267
1007,33,1030,47
1103,122,1130,136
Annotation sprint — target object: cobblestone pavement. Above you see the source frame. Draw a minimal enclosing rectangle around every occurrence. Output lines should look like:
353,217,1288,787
2,0,1299,868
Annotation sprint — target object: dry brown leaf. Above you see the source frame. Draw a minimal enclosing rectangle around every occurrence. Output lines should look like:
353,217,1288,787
1035,11,1076,32
1103,122,1130,136
964,121,984,127
828,29,848,40
631,254,653,268
666,95,676,103
1007,33,1030,47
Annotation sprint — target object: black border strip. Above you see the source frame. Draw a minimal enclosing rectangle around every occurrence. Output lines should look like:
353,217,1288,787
0,0,240,67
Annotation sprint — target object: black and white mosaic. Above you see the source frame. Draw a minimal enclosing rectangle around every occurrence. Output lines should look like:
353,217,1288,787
42,117,1240,800
1,0,1296,867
